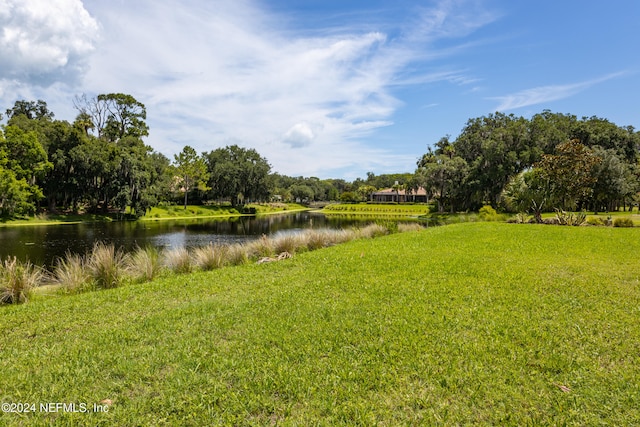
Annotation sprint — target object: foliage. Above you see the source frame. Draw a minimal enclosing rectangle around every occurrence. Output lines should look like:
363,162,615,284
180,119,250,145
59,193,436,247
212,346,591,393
554,209,587,226
414,152,468,212
173,145,209,210
537,139,601,210
204,145,271,206
613,217,634,227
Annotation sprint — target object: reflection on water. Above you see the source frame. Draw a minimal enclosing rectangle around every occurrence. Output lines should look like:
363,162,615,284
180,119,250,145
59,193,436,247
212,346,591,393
0,212,375,267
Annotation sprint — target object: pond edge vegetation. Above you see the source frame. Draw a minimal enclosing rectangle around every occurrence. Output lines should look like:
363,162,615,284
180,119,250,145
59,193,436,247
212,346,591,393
0,222,424,305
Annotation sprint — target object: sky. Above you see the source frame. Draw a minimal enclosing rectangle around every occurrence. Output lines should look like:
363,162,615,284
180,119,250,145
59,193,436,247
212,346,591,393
1,0,639,180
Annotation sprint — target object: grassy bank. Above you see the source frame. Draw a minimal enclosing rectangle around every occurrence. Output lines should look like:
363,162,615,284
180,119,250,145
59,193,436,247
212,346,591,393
143,203,307,220
1,223,639,425
322,203,429,216
0,203,307,227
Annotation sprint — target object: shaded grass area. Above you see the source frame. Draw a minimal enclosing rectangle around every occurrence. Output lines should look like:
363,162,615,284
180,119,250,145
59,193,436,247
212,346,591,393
0,213,117,227
1,223,639,425
144,203,307,221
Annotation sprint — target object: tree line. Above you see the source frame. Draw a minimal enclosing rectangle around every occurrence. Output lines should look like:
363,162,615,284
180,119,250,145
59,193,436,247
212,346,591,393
1,95,638,218
410,111,640,216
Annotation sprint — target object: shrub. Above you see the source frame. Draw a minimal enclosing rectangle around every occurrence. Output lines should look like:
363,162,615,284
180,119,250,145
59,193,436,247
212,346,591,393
89,242,130,289
52,252,92,293
613,218,634,228
586,217,606,226
554,209,587,226
163,247,193,274
128,246,163,282
0,257,46,304
479,205,503,221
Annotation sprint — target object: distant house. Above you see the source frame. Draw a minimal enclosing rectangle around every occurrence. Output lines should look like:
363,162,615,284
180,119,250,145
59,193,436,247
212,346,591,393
370,187,428,203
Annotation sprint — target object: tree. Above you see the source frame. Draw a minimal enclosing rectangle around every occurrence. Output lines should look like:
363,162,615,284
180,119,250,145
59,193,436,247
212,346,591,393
415,154,468,212
501,169,548,222
203,145,271,206
356,185,377,202
536,139,601,210
5,100,54,121
454,112,537,208
173,146,209,209
73,93,148,141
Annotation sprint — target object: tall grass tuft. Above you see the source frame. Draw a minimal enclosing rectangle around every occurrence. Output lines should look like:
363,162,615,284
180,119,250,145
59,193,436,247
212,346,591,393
303,229,333,250
226,243,249,266
193,244,227,271
271,233,301,255
356,223,389,239
52,252,92,294
245,234,275,259
128,246,163,282
88,242,130,289
0,257,46,304
163,247,193,274
397,222,424,233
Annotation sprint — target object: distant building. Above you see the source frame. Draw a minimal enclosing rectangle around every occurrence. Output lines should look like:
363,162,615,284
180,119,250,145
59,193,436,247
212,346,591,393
370,187,428,203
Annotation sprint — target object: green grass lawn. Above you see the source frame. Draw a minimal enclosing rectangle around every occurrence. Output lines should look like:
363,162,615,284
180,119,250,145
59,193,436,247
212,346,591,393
1,223,639,425
322,203,429,216
143,203,307,220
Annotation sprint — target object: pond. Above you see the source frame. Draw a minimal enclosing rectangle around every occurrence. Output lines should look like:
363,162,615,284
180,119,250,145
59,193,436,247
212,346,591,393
0,211,381,267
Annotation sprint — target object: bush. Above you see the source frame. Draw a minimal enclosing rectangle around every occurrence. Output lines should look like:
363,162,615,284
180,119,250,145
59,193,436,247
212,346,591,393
586,217,606,226
613,218,634,228
479,205,501,221
554,209,587,226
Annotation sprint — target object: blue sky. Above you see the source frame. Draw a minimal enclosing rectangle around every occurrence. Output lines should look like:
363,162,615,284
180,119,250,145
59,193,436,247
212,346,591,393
1,0,638,179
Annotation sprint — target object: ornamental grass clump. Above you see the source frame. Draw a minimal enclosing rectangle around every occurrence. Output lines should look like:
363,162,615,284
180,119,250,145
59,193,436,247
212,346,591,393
193,243,228,271
245,234,275,259
163,247,193,274
226,243,249,266
303,229,335,250
0,256,46,304
397,222,424,233
128,246,163,282
356,223,388,239
52,252,92,294
89,242,130,289
271,233,302,255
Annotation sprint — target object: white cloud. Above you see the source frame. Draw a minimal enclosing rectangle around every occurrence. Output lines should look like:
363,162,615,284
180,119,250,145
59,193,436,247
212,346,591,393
0,0,99,85
2,0,498,178
491,72,628,111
